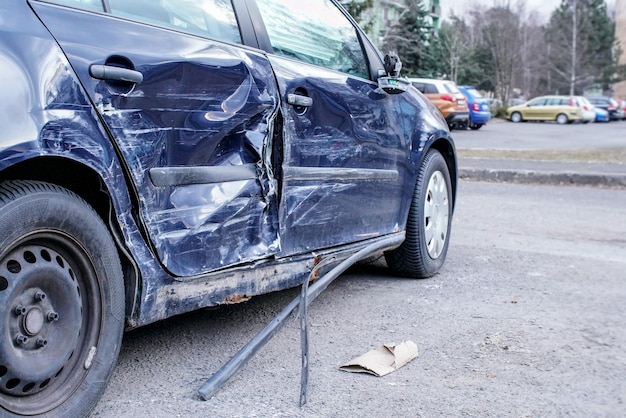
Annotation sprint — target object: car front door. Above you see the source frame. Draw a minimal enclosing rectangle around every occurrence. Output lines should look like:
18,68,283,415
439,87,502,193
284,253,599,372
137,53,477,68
252,0,409,256
525,97,548,119
31,0,280,276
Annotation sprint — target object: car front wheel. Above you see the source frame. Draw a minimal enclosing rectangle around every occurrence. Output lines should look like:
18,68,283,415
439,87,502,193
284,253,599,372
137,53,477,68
0,180,124,418
510,112,522,123
385,149,452,278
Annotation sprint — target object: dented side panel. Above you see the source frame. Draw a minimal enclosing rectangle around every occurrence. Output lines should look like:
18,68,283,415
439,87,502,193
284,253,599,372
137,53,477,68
34,5,281,277
269,56,412,256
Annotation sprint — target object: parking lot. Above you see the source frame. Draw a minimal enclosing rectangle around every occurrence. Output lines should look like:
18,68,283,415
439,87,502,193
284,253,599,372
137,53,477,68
90,122,626,418
453,118,626,152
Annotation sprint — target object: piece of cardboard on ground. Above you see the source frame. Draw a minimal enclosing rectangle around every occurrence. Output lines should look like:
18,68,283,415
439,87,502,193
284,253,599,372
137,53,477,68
339,340,419,377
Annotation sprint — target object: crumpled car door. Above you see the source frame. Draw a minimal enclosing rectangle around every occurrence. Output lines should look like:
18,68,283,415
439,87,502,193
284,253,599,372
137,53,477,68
32,1,280,276
255,0,409,256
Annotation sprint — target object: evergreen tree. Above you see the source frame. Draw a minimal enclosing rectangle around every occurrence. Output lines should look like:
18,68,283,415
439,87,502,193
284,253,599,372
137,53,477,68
339,0,374,33
380,0,436,77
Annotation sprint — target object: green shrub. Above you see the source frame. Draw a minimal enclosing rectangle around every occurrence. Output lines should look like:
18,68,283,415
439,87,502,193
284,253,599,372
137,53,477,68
491,106,508,119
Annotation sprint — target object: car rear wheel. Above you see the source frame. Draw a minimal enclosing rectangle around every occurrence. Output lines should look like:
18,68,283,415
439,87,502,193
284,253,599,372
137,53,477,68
556,113,568,124
0,180,124,418
510,112,522,123
385,149,452,278
470,123,483,130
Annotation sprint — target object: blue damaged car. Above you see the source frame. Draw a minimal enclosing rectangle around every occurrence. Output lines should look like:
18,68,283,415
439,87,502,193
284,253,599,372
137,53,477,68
0,0,457,415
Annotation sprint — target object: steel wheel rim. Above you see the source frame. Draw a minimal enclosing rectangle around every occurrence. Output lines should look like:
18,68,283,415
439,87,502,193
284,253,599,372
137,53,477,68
423,171,449,259
0,231,102,415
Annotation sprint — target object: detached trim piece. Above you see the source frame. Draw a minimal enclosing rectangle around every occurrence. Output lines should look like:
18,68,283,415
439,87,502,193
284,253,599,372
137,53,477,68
283,167,398,182
149,164,257,187
197,232,405,403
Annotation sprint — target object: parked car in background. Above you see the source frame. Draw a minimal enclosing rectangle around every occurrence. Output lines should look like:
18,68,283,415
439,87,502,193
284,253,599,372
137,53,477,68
458,85,491,130
573,96,596,124
586,96,624,121
0,0,458,416
595,107,610,122
618,99,626,120
409,78,470,130
506,95,583,124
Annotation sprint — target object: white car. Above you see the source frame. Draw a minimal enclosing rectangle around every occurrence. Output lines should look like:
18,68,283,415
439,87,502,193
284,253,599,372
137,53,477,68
574,96,596,124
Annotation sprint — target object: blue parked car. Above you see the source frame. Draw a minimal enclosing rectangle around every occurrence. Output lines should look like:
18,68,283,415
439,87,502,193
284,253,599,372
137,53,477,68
595,107,610,122
0,0,457,415
458,86,492,130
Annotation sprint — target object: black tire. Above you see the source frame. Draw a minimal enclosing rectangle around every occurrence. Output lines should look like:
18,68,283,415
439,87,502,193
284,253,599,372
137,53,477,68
385,150,452,278
0,180,124,417
470,123,483,130
556,113,568,125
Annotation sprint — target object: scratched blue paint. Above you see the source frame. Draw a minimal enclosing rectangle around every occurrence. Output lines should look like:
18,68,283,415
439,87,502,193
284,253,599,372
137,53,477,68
0,0,456,328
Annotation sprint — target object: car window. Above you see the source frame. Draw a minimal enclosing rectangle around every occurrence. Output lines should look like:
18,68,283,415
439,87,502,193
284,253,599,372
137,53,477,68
107,0,242,44
37,0,104,12
528,98,546,106
412,83,426,93
425,84,438,94
443,82,461,94
545,98,560,106
256,0,369,79
414,83,438,94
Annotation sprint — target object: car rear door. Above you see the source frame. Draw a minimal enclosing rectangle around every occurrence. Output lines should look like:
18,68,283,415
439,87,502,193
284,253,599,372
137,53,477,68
251,0,409,256
31,0,280,276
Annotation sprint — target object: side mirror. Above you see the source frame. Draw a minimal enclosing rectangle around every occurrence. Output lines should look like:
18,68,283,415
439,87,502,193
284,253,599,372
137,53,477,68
384,53,402,77
378,52,410,95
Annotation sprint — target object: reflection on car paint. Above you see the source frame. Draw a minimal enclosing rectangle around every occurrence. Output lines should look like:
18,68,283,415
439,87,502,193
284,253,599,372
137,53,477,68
4,1,457,329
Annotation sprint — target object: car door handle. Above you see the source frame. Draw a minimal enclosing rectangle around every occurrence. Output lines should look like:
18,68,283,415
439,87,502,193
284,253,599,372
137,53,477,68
287,93,313,107
89,64,143,84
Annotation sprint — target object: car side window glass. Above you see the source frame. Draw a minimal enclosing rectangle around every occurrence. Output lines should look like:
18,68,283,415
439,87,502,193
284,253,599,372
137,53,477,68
424,84,438,94
107,0,242,44
412,83,426,93
256,0,369,79
37,0,104,12
529,98,545,106
443,83,460,94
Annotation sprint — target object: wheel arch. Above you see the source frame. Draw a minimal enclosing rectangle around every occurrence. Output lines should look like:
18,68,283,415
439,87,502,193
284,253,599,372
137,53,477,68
425,137,458,212
0,157,140,327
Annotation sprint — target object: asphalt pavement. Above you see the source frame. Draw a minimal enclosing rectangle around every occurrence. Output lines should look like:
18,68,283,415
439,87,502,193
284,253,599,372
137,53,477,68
454,120,626,188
